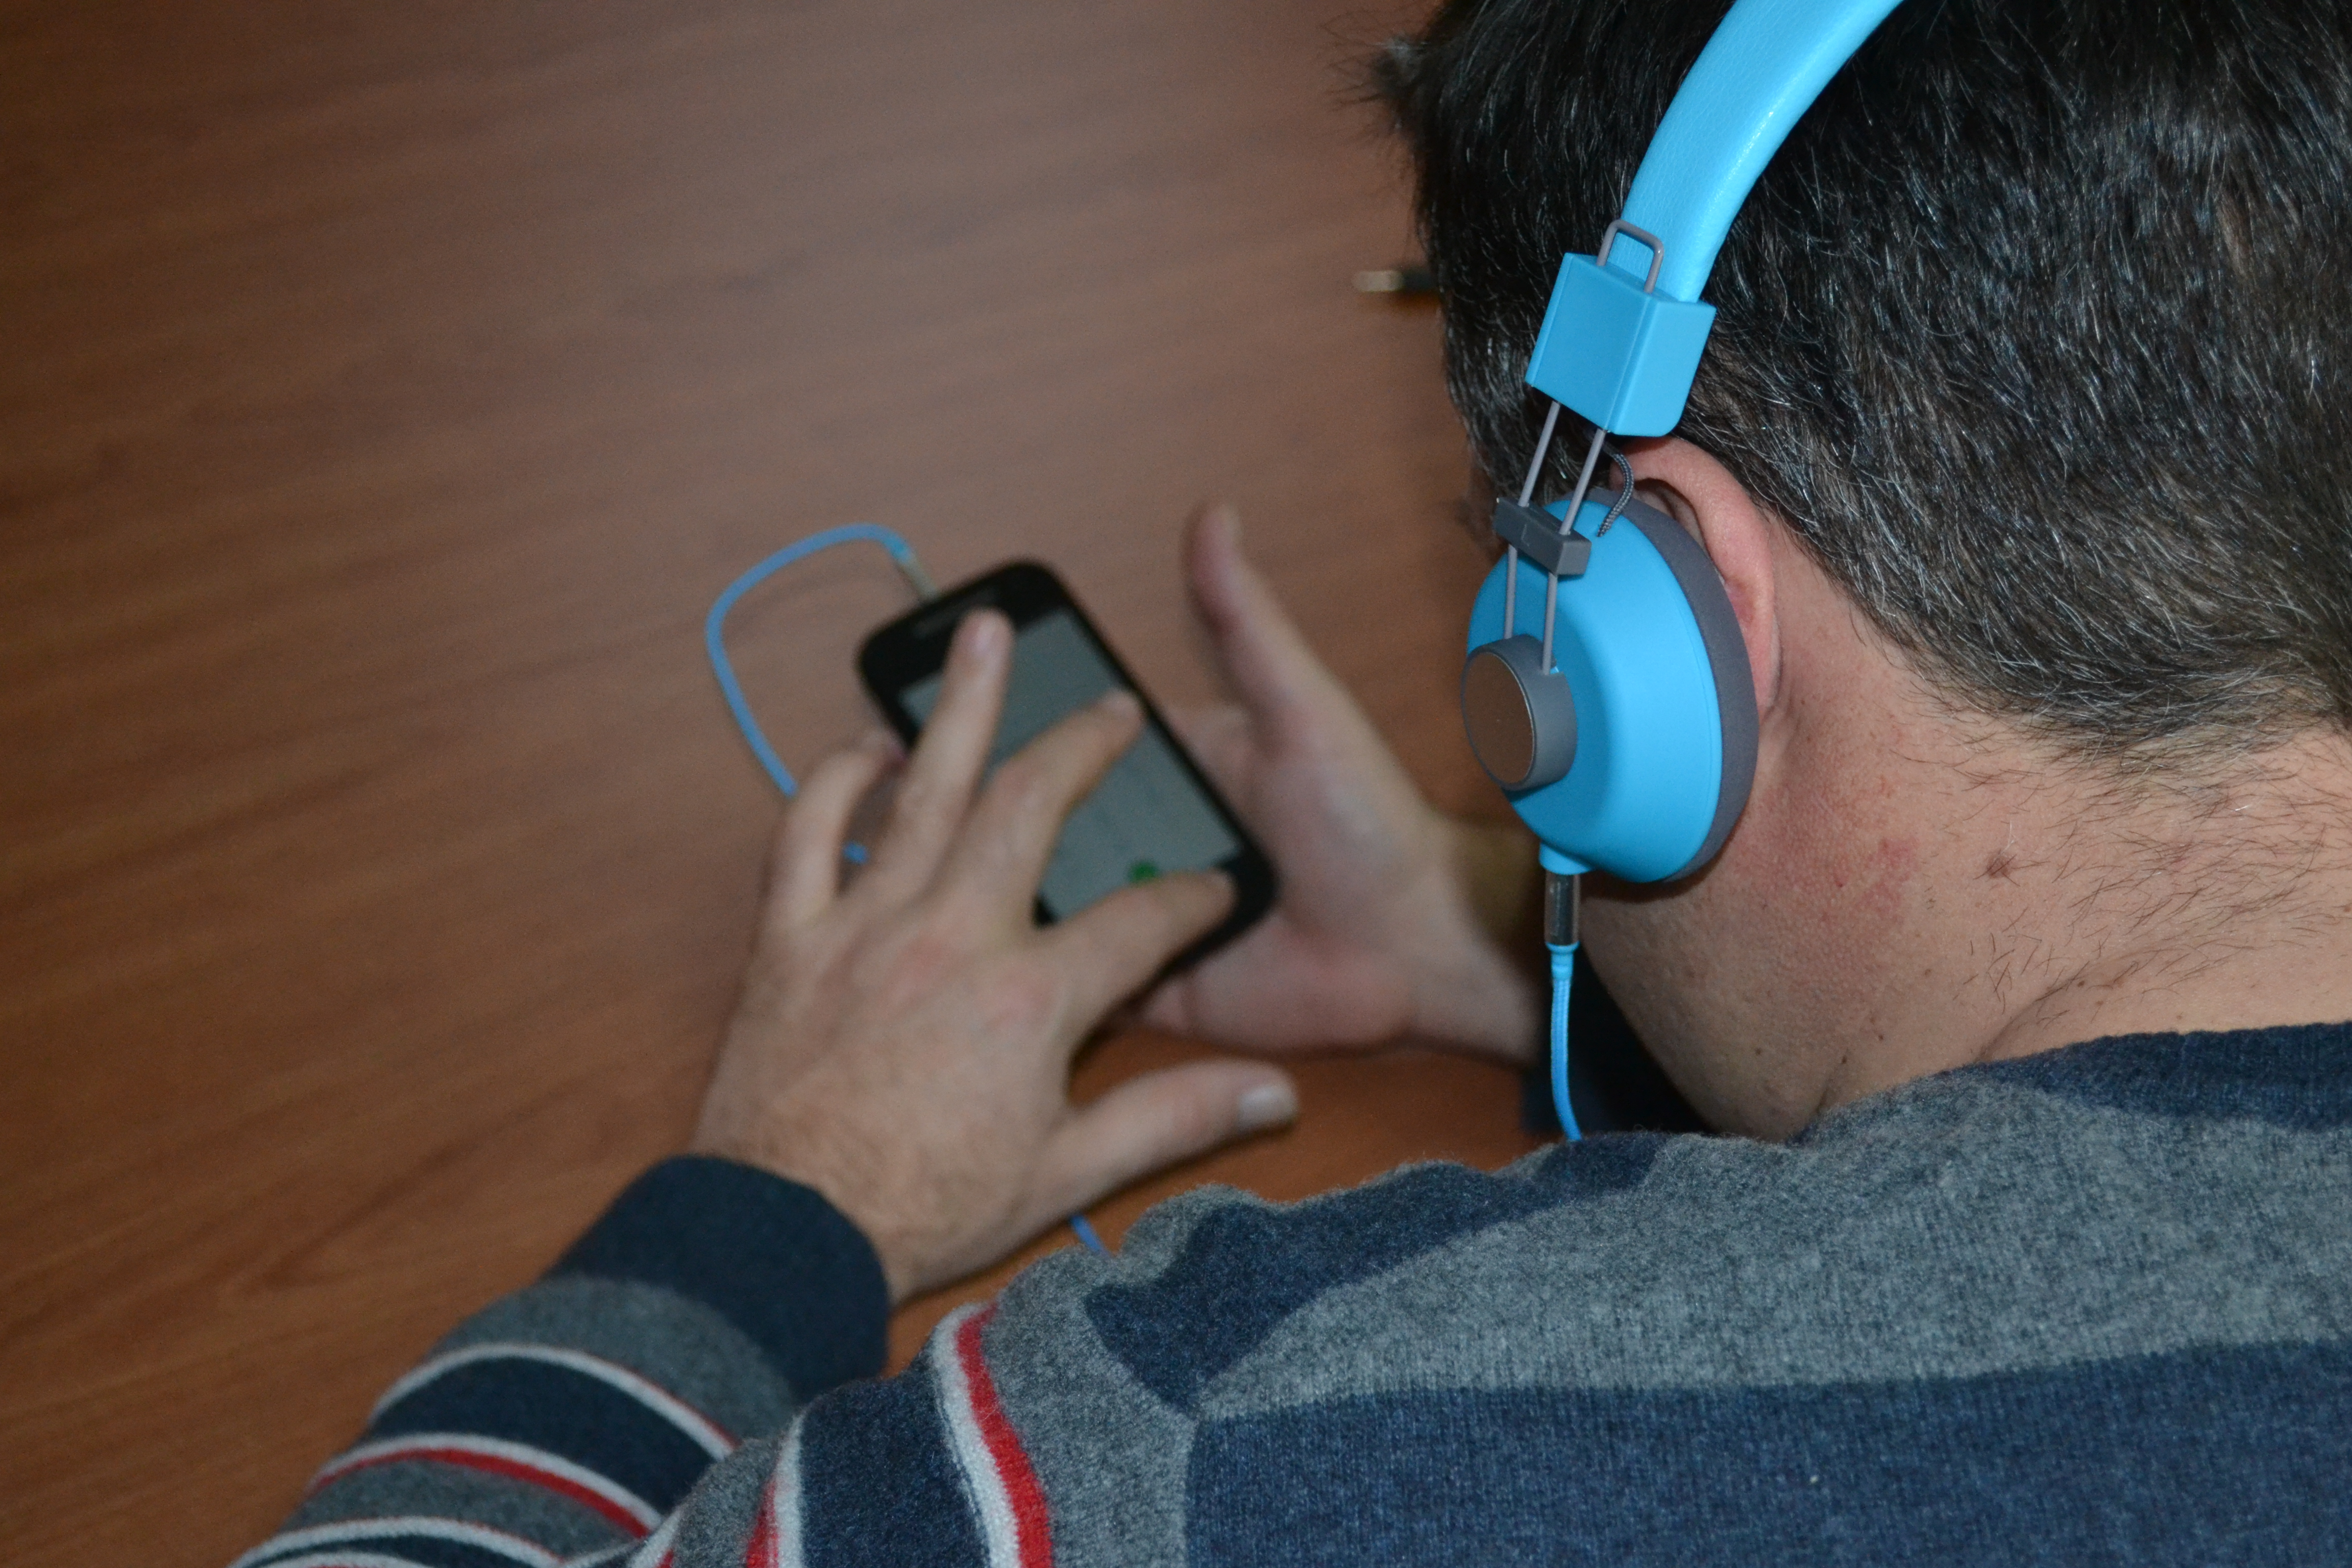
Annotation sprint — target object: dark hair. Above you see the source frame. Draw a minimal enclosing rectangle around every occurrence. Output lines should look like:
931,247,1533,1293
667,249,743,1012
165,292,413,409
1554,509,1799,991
1377,0,2352,760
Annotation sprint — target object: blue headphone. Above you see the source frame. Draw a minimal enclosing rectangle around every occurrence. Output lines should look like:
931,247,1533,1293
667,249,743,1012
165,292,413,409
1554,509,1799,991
1462,0,1908,886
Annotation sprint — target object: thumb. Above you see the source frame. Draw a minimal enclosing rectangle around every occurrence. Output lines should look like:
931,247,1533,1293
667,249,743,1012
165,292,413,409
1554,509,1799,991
1186,503,1352,733
1040,1061,1297,1216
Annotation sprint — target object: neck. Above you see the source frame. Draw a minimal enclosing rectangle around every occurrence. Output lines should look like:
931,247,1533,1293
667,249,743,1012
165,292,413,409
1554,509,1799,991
1818,719,2352,1109
1971,732,2352,1061
1576,529,2352,1140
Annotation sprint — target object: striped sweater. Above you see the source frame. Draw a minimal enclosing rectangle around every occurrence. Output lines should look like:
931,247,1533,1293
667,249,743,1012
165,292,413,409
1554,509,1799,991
241,1021,2352,1565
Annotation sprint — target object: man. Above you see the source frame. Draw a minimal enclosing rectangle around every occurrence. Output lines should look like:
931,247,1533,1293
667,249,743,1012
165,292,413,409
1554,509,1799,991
240,0,2352,1561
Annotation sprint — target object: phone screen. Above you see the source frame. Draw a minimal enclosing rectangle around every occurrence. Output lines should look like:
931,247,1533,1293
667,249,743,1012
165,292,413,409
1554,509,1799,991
901,607,1240,920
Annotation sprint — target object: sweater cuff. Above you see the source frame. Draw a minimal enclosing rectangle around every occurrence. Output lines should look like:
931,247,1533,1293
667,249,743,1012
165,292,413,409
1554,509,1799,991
549,1156,890,1401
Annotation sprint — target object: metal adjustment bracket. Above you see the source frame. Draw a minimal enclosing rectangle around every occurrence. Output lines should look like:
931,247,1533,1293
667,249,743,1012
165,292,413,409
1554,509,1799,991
1491,499,1592,578
1600,218,1669,292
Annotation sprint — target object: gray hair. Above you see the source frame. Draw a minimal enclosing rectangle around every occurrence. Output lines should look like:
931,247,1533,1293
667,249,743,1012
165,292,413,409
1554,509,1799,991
1379,0,2352,763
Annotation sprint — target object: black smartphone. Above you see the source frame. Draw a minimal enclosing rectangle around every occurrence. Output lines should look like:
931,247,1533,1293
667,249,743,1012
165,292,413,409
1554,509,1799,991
857,559,1277,964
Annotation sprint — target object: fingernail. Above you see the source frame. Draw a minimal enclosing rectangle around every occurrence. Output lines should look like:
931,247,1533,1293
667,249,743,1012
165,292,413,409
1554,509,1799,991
1236,1081,1297,1133
1094,688,1141,722
955,609,1006,663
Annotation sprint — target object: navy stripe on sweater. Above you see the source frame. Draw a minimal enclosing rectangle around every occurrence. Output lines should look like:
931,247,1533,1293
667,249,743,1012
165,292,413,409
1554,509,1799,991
266,1534,530,1568
1087,1136,1664,1409
1963,1021,2352,1130
1185,1339,2352,1566
796,1355,987,1566
370,1359,714,1518
233,1516,560,1568
551,1156,890,1403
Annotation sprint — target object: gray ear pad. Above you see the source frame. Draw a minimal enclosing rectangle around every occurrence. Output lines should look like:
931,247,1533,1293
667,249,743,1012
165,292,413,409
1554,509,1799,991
1620,499,1758,879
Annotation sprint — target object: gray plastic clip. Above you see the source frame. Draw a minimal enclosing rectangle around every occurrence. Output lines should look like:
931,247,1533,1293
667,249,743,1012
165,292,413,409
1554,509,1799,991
1491,500,1591,578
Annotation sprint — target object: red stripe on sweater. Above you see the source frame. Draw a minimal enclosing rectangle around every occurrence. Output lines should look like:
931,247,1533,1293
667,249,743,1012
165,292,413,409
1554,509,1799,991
325,1446,651,1537
743,1476,776,1568
954,1306,1052,1568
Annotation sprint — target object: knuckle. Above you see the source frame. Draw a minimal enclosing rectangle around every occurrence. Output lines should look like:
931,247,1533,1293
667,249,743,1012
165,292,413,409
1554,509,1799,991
806,742,880,799
1163,1089,1228,1147
888,766,938,812
970,962,1064,1038
1138,876,1219,933
1076,700,1136,755
885,773,955,837
915,880,998,942
875,914,965,991
779,792,834,849
986,748,1042,801
984,753,1061,825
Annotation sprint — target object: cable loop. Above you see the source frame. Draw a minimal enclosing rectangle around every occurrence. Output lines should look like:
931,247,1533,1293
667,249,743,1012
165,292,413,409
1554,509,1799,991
1594,444,1637,535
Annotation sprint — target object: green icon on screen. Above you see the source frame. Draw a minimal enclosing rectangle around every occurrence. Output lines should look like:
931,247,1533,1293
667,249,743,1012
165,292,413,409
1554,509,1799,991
1126,860,1162,884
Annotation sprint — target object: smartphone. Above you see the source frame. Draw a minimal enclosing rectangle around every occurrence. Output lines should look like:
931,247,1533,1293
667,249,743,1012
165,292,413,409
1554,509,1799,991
857,559,1277,963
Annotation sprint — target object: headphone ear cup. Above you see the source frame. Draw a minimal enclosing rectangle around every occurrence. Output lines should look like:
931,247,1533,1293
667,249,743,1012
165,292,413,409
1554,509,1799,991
1463,496,1756,883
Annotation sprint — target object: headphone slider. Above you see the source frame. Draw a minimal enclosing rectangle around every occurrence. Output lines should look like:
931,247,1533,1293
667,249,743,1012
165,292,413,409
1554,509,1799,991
1492,500,1591,577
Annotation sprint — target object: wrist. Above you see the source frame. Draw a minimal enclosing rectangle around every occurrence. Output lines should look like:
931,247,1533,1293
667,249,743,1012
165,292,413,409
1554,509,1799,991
1451,815,1544,948
1402,816,1544,1065
552,1156,892,1395
1409,949,1542,1066
687,1113,922,1304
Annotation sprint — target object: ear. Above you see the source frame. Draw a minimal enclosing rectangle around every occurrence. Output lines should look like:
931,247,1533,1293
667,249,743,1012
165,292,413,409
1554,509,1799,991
1620,436,1783,715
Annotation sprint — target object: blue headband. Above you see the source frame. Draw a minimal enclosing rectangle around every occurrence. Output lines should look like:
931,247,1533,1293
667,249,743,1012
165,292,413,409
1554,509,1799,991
1524,0,1909,435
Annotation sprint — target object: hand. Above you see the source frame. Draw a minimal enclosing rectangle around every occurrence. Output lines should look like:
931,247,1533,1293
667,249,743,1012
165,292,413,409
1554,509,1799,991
1140,506,1541,1064
690,609,1298,1303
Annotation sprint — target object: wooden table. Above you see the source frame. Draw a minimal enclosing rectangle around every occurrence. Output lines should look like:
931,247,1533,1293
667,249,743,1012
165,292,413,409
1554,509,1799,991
0,3,1540,1560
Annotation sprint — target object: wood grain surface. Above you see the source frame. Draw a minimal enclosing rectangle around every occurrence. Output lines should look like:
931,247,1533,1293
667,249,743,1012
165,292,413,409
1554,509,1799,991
0,3,1540,1561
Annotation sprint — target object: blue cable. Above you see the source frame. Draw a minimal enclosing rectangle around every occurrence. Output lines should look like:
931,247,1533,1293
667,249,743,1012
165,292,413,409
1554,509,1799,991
1547,943,1582,1142
705,524,930,863
706,525,1114,1258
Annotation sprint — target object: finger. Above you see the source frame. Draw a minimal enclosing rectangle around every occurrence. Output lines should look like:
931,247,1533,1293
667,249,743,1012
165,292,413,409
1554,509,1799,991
1160,703,1253,798
1138,915,1416,1050
863,609,1011,900
938,689,1145,921
1036,868,1235,1022
1039,1061,1297,1218
768,729,901,929
1186,503,1358,736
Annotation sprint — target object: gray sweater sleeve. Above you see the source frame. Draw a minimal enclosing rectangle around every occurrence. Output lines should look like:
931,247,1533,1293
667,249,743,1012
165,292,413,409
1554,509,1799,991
231,1155,890,1567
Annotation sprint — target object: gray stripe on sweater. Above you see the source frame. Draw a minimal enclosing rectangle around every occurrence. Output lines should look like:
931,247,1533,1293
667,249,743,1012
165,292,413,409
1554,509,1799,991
670,1432,779,1565
1203,1074,2352,1420
441,1276,797,1440
286,1459,630,1556
988,1226,1208,1568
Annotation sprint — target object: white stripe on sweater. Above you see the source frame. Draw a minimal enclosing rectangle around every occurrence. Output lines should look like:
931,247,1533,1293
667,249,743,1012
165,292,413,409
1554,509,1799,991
766,1420,807,1568
617,1512,678,1568
240,1554,439,1568
370,1343,734,1459
229,1516,559,1568
559,1547,638,1567
313,1434,663,1532
929,1305,1022,1568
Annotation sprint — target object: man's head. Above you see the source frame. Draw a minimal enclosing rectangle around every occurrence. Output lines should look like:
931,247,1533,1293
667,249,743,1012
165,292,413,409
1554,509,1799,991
1382,0,2352,1131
